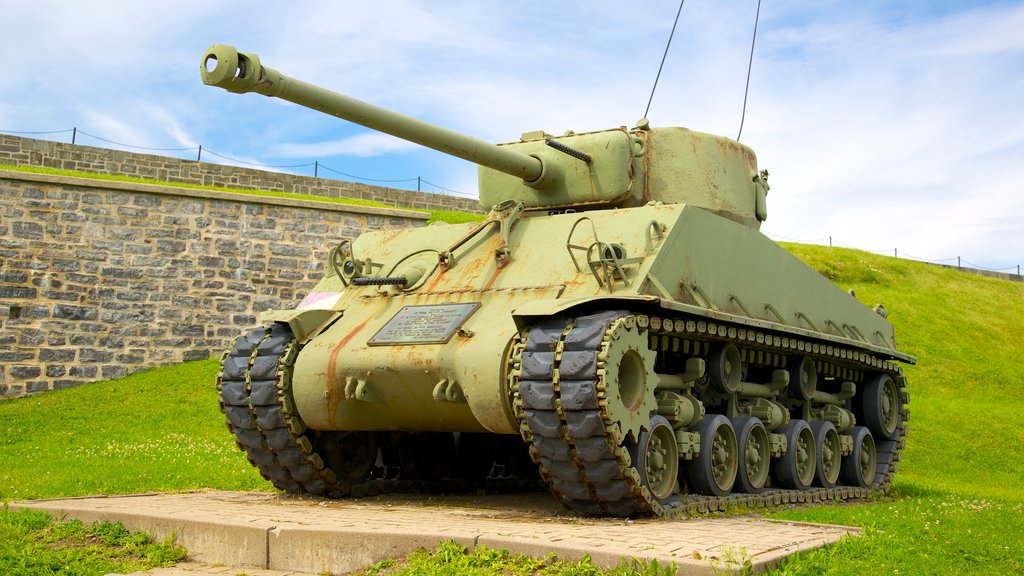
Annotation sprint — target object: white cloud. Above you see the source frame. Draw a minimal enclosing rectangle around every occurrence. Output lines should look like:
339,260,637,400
271,133,418,158
738,2,1024,269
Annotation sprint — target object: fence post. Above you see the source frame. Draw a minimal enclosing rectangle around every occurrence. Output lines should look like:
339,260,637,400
197,145,202,162
829,236,832,247
315,161,319,178
894,248,898,258
957,256,961,268
417,176,421,192
72,127,77,145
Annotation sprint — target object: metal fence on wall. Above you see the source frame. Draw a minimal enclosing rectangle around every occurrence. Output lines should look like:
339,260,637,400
0,127,475,198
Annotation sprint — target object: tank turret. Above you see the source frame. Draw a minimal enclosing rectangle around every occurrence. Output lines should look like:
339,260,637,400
203,44,913,518
201,44,768,228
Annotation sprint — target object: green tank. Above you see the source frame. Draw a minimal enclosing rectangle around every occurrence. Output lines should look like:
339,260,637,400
202,44,914,516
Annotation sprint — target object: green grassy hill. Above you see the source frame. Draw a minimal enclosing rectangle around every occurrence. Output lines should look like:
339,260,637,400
2,245,1022,574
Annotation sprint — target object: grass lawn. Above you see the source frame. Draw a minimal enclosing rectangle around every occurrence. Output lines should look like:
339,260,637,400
0,505,185,575
1,245,1022,574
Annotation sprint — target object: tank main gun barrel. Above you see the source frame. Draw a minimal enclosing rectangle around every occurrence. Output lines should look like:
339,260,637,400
200,44,544,183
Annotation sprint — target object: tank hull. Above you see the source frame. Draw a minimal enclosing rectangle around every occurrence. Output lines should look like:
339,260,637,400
286,202,908,436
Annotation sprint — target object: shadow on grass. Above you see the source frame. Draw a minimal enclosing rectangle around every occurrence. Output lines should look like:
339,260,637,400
888,481,945,499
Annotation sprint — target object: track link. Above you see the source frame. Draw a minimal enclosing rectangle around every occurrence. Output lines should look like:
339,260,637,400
513,311,909,517
217,324,336,494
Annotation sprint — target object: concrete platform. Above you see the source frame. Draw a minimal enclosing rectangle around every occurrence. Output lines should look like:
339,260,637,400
12,490,858,575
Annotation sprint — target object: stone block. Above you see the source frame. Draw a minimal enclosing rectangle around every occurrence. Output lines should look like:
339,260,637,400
232,314,257,325
39,348,77,362
172,324,205,337
80,349,114,363
41,289,79,301
53,304,99,321
52,259,82,272
31,277,63,289
115,290,147,302
101,365,129,379
0,271,29,283
197,256,225,268
18,329,45,346
132,195,161,206
172,295,202,307
183,349,211,361
68,365,98,378
0,351,35,362
67,333,96,346
0,286,37,299
52,380,85,390
66,273,99,284
106,228,140,241
116,206,149,218
156,239,186,253
115,353,144,364
101,266,144,279
75,249,108,261
46,365,67,377
139,327,166,338
9,365,42,379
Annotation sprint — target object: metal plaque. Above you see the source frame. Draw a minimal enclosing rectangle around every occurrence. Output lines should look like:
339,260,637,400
368,302,481,346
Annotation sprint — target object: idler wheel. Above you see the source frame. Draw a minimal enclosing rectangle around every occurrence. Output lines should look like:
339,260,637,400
732,416,770,493
687,414,738,496
841,426,877,487
809,420,842,488
775,419,816,490
631,415,680,501
861,374,901,441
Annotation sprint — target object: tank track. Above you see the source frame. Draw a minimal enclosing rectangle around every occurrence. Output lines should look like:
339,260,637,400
217,324,541,498
511,310,909,517
217,324,342,495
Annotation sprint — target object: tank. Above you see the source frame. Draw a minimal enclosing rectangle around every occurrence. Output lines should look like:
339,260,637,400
202,44,914,516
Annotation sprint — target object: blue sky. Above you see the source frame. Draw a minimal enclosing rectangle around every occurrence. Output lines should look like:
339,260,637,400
3,1,1022,271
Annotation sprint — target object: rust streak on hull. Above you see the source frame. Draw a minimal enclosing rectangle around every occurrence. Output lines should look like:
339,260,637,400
325,317,372,425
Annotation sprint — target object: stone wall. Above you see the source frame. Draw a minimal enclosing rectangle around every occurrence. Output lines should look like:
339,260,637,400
0,169,428,399
0,134,481,214
933,262,1022,283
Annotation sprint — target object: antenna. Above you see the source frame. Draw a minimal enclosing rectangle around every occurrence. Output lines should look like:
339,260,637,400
736,0,763,142
643,0,686,120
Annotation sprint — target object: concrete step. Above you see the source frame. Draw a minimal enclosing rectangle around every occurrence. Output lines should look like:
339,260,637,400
14,490,858,575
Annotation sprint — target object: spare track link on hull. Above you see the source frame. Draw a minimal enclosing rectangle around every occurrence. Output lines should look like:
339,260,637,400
217,324,543,498
512,311,909,517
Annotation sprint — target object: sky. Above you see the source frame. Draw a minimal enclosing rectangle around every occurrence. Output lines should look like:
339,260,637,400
2,0,1022,272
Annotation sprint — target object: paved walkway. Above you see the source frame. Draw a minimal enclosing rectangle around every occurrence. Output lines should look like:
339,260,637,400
13,490,858,575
